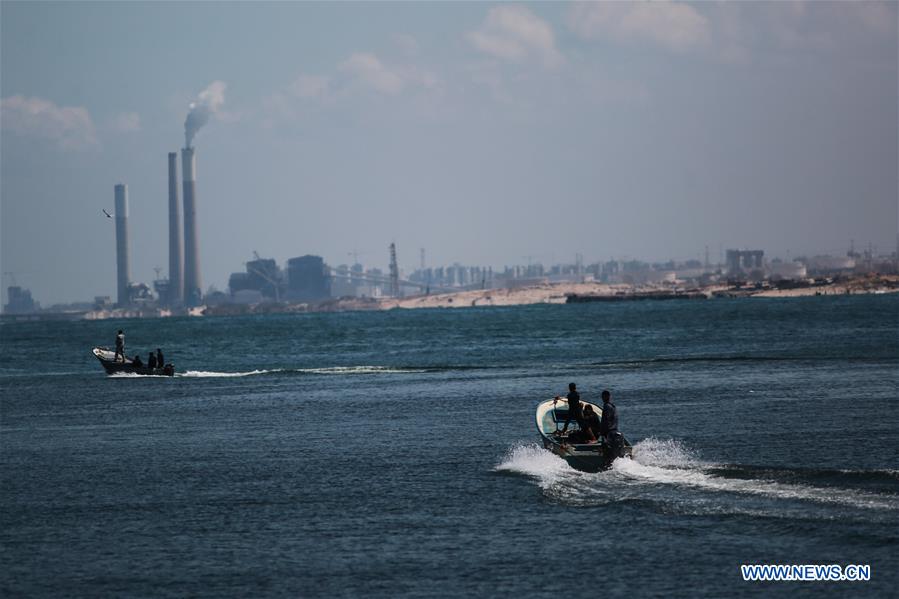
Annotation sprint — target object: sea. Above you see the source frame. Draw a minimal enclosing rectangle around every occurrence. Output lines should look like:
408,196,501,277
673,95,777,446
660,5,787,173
1,295,897,597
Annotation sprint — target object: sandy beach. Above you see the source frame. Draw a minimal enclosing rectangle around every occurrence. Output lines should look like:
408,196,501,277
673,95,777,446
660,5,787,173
374,275,899,310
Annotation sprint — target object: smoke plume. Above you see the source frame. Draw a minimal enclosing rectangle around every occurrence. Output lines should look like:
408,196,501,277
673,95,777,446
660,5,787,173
184,81,226,147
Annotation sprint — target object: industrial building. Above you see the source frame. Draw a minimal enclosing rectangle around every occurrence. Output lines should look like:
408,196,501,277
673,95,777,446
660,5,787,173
4,286,39,314
726,250,765,279
167,152,183,306
229,257,283,302
287,255,331,301
181,146,202,306
114,184,131,307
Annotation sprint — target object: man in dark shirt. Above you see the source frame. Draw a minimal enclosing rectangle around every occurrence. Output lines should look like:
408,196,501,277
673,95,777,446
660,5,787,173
114,330,125,362
560,383,585,434
156,348,165,368
599,389,621,460
148,352,157,370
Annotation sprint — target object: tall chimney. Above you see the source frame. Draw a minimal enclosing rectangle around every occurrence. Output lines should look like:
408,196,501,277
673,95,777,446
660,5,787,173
181,147,202,306
114,184,131,307
167,152,183,306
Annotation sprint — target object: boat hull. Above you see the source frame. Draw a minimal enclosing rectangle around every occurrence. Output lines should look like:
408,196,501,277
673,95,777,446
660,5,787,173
535,397,632,472
92,347,175,377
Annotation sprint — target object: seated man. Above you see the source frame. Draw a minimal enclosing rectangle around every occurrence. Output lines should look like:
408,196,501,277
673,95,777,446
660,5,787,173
565,404,599,445
582,404,601,443
148,352,157,370
131,354,143,368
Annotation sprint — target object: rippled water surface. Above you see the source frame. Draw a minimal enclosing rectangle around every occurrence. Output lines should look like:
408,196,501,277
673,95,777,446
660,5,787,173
2,296,897,597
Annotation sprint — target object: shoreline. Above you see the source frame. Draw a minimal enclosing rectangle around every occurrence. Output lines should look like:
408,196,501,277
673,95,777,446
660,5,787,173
3,275,897,322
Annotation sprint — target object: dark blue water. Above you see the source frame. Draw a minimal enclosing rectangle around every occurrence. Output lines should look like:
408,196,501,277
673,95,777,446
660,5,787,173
2,296,897,597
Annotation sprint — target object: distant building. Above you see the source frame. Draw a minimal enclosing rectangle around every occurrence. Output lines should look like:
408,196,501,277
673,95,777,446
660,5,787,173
245,258,281,299
93,296,113,310
768,260,807,280
287,255,330,302
4,286,38,314
805,255,855,274
726,250,765,278
126,282,154,305
228,257,283,301
330,264,355,298
228,272,253,295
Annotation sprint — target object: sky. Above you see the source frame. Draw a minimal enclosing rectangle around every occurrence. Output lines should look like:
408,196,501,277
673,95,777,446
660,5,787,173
1,1,897,305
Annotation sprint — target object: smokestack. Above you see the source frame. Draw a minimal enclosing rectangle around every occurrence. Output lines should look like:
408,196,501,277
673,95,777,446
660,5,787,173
182,147,202,305
167,152,183,306
114,184,131,307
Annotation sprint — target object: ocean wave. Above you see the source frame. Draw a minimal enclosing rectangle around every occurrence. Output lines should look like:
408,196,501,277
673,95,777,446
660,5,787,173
497,438,899,513
176,365,435,377
108,371,176,378
177,369,281,378
614,452,898,511
591,355,899,368
0,371,81,378
109,365,480,379
295,365,430,375
495,443,576,481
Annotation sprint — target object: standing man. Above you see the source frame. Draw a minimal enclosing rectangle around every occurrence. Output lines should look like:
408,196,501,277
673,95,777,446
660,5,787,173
599,389,621,460
114,329,125,363
559,382,585,434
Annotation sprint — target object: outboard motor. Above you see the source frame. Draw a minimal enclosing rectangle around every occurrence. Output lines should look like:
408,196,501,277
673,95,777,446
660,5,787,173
609,432,625,458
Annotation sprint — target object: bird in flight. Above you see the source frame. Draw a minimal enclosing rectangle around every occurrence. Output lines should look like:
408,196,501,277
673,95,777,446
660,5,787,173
102,209,112,218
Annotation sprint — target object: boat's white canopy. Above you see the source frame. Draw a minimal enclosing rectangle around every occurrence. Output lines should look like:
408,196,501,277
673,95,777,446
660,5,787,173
535,397,602,437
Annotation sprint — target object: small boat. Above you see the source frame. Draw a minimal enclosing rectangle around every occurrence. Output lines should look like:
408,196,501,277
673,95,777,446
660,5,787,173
535,396,632,472
92,347,175,377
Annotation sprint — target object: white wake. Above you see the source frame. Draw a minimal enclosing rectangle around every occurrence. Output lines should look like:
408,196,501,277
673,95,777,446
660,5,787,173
177,369,279,378
498,438,898,512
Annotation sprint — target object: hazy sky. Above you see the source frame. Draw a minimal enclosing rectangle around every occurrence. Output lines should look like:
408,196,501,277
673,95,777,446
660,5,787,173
2,1,897,304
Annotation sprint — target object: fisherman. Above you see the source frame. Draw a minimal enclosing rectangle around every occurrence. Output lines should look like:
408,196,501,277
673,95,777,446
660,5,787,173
114,330,125,362
582,404,601,442
559,383,585,435
599,390,621,460
132,354,143,368
148,351,157,370
156,348,165,368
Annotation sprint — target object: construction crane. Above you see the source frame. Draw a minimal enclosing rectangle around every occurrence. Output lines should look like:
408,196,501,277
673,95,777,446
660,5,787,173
347,249,368,266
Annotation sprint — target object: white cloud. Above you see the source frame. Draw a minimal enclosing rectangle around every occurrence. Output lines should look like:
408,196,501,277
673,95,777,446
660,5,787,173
467,5,563,67
340,53,405,95
263,53,441,125
109,111,141,133
289,74,329,99
851,0,897,35
706,1,898,62
0,95,98,149
567,1,710,52
336,52,440,97
393,33,420,55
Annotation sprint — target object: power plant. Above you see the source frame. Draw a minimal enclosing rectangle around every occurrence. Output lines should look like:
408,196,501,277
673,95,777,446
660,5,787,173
112,147,201,311
181,146,202,306
114,184,131,307
167,152,183,306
